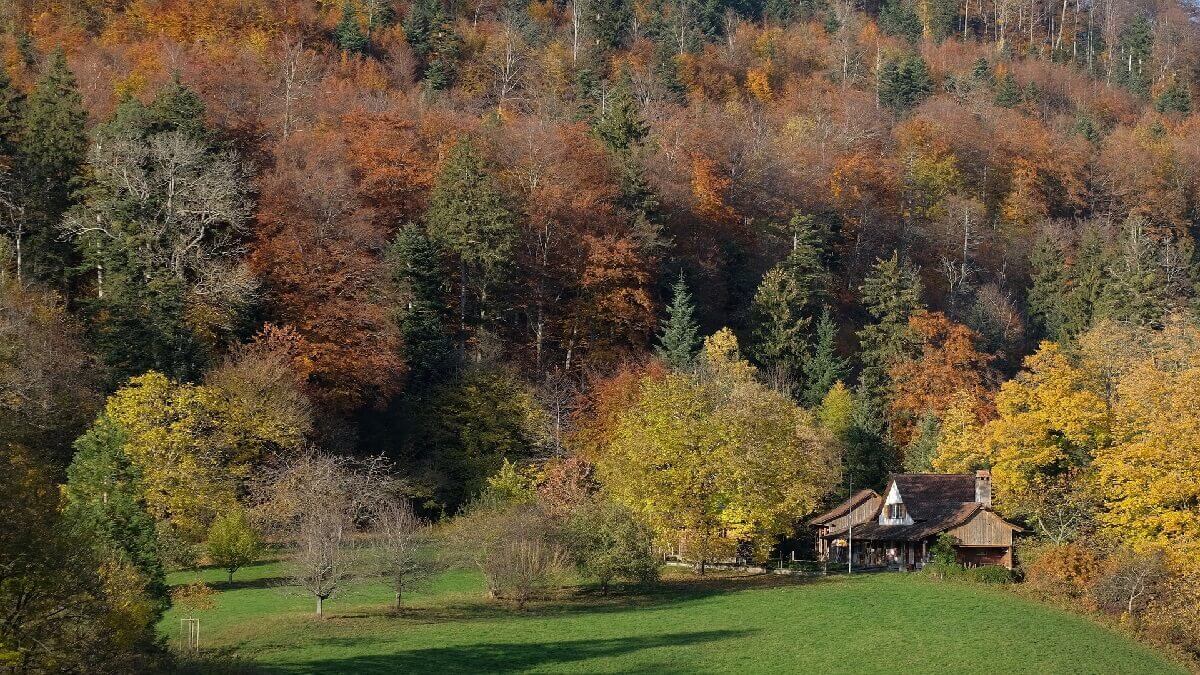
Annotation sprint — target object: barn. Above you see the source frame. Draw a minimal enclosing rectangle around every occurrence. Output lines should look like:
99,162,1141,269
808,471,1022,570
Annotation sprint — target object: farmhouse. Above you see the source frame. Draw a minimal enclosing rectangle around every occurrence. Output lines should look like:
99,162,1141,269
809,471,1022,570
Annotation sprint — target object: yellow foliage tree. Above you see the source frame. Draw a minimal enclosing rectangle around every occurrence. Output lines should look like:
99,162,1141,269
595,331,839,570
931,389,987,473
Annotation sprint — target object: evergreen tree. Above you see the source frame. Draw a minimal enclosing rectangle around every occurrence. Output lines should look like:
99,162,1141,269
404,0,460,89
879,0,922,43
801,307,849,407
145,75,209,140
879,54,934,112
1154,77,1192,115
970,56,992,84
366,0,398,32
652,39,686,104
1027,234,1070,341
425,138,516,350
903,412,939,472
655,272,701,369
336,0,370,54
0,67,24,159
63,419,168,611
391,225,455,386
749,266,808,376
594,71,648,155
993,72,1020,107
1096,218,1169,326
846,386,897,490
17,48,87,287
589,0,634,52
857,252,923,398
1116,15,1153,97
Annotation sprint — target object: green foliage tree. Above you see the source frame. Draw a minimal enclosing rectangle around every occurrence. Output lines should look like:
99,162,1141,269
17,48,87,287
405,0,460,89
1116,16,1153,97
857,252,923,399
655,273,701,370
594,71,649,155
562,499,659,593
879,54,933,112
391,225,454,387
1154,77,1192,115
879,0,922,42
425,138,516,351
335,0,370,54
207,508,261,583
802,307,850,407
64,421,167,610
993,72,1021,107
0,67,24,160
903,412,939,472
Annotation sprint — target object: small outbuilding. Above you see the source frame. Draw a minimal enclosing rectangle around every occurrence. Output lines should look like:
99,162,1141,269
808,471,1022,570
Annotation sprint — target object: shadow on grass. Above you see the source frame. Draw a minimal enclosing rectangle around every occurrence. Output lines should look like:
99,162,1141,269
259,629,754,674
208,576,292,592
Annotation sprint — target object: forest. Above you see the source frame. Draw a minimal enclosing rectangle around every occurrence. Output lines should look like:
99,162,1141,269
1,0,1199,669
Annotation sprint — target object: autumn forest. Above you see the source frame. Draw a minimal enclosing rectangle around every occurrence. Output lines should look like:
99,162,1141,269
2,0,1199,669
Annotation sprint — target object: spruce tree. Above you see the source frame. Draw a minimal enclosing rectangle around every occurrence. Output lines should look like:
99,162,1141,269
1154,77,1192,115
391,225,455,386
1027,234,1070,341
879,0,922,43
857,252,923,398
64,419,168,611
903,413,939,472
1116,16,1153,97
655,272,701,370
749,266,808,376
1096,218,1169,327
18,48,88,287
879,54,933,112
146,75,209,139
993,72,1021,107
0,67,24,159
425,138,515,348
970,56,992,84
336,0,370,54
802,307,849,407
594,71,648,155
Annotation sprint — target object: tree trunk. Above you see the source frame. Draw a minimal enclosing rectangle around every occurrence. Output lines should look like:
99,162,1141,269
395,590,403,611
316,596,324,618
228,570,234,584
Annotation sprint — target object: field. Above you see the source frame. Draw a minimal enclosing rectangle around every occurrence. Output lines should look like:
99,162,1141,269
160,561,1185,674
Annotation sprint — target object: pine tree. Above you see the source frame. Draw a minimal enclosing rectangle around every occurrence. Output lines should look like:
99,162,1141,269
970,56,992,84
1096,218,1169,327
857,252,923,398
993,72,1021,107
391,225,455,386
903,412,939,472
1116,15,1153,97
594,71,648,155
802,307,850,407
146,75,209,139
0,67,24,159
750,266,807,375
405,0,460,89
336,0,370,54
879,0,922,42
425,138,515,349
655,272,701,370
64,419,168,610
589,0,634,52
879,54,933,112
17,48,87,287
1027,234,1070,341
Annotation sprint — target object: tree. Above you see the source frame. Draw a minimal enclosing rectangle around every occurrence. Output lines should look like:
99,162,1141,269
561,498,659,593
452,495,568,608
1154,77,1192,115
254,450,395,617
390,225,454,387
878,54,933,112
802,307,850,407
371,497,441,611
904,413,939,472
857,252,923,400
17,48,87,287
596,331,839,570
993,72,1021,107
426,138,516,354
879,0,922,42
207,509,261,584
335,0,369,54
750,215,828,381
64,420,167,609
655,273,701,370
594,72,648,155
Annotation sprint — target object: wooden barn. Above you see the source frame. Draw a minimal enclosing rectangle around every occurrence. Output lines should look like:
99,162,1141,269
808,471,1022,570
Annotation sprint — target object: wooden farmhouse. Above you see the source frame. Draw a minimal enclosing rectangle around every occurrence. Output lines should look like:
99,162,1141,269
808,471,1022,570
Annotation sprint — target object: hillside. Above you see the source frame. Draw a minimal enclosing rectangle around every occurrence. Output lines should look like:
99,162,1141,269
164,563,1185,674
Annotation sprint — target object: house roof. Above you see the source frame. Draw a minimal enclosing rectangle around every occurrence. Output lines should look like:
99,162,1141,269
806,489,880,526
820,473,1022,542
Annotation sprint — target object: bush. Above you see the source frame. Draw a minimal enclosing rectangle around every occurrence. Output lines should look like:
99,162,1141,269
561,499,659,593
1022,542,1102,601
206,509,261,583
963,565,1012,584
453,496,569,608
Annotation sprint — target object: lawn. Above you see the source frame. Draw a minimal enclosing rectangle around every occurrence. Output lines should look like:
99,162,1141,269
162,562,1185,674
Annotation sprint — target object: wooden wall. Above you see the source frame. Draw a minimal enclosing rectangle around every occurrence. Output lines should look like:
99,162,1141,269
948,510,1015,547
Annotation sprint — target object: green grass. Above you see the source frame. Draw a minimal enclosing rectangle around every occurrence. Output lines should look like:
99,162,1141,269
161,562,1185,674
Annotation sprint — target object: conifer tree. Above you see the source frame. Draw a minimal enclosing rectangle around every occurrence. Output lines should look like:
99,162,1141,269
1154,77,1192,115
970,56,992,83
857,252,923,398
749,214,829,379
1027,235,1070,341
594,71,648,155
336,0,370,54
879,0,922,42
903,412,939,472
391,225,455,386
802,307,849,407
878,54,933,111
425,138,515,349
18,48,87,286
1096,218,1169,327
993,72,1021,107
0,68,24,159
655,272,701,370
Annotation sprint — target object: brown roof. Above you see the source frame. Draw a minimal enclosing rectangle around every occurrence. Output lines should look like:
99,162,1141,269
806,489,880,526
821,473,1021,542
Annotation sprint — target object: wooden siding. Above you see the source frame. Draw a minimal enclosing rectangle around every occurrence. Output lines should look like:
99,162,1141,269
947,510,1015,547
832,496,882,532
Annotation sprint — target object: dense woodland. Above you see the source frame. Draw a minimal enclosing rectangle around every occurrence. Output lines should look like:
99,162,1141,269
2,0,1200,669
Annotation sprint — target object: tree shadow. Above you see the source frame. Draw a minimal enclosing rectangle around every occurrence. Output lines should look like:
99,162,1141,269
207,576,292,592
259,630,754,674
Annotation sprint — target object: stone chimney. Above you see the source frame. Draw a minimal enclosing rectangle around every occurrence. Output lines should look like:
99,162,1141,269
975,469,992,507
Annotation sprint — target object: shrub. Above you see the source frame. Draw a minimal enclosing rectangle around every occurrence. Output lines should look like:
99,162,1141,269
963,565,1012,584
1022,541,1102,601
453,496,569,608
561,499,659,593
207,509,261,584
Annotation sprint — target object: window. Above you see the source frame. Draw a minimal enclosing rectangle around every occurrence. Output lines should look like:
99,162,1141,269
887,503,907,520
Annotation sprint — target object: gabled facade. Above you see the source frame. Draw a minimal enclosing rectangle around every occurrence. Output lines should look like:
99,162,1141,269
808,471,1023,570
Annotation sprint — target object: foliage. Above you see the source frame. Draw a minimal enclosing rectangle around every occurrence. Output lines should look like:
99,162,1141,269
451,499,569,608
560,499,660,592
879,54,934,111
207,509,262,583
801,307,850,407
655,273,701,370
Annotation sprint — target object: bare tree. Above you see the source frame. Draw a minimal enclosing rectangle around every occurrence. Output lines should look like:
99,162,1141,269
371,497,442,612
1093,548,1168,621
253,449,396,617
452,498,568,609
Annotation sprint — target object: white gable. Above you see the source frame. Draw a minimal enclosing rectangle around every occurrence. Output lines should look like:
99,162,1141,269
879,480,914,525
